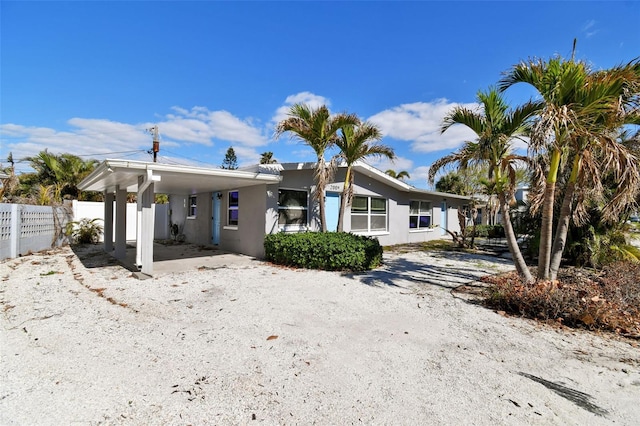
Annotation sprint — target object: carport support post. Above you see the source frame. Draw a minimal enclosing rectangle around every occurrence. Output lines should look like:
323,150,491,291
104,191,114,253
136,175,155,276
114,186,127,259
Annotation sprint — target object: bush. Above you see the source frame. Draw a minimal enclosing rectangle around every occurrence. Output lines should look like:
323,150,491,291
566,225,640,268
264,232,383,271
65,218,103,244
468,224,505,239
483,262,640,337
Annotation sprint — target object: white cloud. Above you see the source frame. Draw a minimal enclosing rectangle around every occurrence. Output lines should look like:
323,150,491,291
366,155,413,174
1,121,151,168
1,107,269,171
409,166,431,189
581,19,598,38
271,91,331,126
163,107,267,147
368,99,479,153
227,145,261,167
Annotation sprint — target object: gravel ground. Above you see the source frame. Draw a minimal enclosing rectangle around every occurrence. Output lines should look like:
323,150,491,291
1,244,639,425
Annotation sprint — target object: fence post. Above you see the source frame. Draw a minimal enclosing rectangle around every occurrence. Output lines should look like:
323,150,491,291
10,204,19,258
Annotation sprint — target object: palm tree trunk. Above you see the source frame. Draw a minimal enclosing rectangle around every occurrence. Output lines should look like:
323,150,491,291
316,158,328,232
499,192,534,283
549,155,581,281
336,166,352,232
538,149,561,280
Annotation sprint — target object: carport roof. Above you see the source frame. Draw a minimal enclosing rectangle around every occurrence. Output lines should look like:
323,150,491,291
79,159,282,194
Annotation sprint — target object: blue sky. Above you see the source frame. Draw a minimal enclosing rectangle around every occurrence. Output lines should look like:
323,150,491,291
2,1,639,189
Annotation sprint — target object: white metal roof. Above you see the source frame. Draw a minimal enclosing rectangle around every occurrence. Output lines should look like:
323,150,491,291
79,159,282,194
270,161,471,200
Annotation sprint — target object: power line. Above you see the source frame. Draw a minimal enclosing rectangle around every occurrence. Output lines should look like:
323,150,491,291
161,149,219,167
75,150,146,157
10,150,147,162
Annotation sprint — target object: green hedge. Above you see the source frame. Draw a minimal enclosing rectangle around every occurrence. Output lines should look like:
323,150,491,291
468,224,505,238
264,232,383,271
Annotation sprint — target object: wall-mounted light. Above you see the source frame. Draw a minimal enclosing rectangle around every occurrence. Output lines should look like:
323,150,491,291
216,192,223,200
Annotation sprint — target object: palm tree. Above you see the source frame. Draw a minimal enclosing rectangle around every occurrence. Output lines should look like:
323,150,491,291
434,172,466,195
385,169,411,180
260,151,277,164
275,104,359,232
335,122,394,232
24,151,98,201
58,154,98,200
24,150,61,185
428,88,540,282
0,153,19,201
546,63,640,279
500,46,640,280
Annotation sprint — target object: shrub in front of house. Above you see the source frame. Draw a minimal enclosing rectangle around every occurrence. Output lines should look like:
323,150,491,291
264,232,383,271
469,224,505,239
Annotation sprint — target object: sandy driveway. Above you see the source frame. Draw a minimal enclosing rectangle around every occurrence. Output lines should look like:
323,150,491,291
1,245,639,425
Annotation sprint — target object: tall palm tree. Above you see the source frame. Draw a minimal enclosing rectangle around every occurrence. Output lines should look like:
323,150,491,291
23,151,98,201
24,150,61,185
428,88,540,282
385,169,411,180
58,154,98,200
546,62,640,279
275,104,359,232
499,49,592,280
259,151,277,164
335,122,394,232
500,47,640,280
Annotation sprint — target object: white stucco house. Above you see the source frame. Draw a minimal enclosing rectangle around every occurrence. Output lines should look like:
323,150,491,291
79,159,471,275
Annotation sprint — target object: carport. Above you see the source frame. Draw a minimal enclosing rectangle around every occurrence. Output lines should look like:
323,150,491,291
78,159,281,276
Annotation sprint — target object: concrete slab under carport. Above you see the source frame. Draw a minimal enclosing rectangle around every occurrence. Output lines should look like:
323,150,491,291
120,241,260,277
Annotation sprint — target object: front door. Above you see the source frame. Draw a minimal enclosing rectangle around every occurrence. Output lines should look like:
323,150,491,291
212,192,221,245
325,192,340,232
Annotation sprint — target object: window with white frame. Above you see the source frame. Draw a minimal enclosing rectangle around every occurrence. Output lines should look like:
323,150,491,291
410,200,432,230
188,195,197,218
351,196,387,232
228,190,239,226
278,189,308,227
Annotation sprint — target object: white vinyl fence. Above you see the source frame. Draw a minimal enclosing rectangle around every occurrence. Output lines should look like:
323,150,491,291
0,203,72,260
71,200,170,242
0,201,170,261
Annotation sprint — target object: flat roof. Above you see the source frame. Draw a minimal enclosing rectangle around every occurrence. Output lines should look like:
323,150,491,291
79,159,282,194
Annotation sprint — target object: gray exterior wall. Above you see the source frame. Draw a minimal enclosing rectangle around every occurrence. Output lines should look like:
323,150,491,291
276,168,467,247
219,184,268,258
167,166,470,258
171,185,271,258
170,192,212,246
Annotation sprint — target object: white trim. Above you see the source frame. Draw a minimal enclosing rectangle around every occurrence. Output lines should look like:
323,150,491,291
354,231,389,237
351,195,388,233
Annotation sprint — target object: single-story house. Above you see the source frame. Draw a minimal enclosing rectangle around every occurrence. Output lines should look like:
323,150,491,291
79,159,471,276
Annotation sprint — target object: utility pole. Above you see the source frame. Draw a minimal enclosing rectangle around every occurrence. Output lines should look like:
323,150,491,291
147,126,159,162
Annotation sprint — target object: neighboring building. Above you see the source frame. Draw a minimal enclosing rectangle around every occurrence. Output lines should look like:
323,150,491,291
79,160,471,275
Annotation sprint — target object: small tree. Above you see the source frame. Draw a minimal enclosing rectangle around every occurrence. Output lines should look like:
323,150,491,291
335,122,394,232
221,147,238,170
385,169,410,181
275,103,359,232
260,151,277,164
